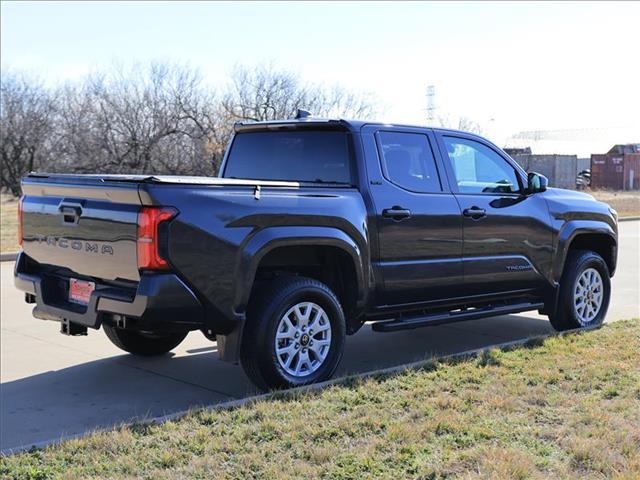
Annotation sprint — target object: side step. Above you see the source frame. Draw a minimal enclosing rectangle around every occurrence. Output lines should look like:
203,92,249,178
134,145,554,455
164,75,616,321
371,302,544,333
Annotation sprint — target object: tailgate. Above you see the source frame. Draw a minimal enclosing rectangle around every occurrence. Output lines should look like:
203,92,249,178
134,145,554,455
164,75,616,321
21,175,143,282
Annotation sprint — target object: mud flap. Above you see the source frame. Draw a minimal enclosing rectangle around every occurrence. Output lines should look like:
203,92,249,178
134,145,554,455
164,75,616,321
216,322,245,364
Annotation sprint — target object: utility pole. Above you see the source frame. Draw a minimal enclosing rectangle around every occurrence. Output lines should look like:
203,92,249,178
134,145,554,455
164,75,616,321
426,85,436,124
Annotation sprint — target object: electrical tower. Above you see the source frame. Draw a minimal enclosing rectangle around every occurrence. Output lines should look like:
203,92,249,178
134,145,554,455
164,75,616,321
426,85,436,124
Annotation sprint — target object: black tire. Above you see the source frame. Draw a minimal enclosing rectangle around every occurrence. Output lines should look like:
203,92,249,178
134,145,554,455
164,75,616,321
240,276,346,391
549,249,611,331
103,325,188,356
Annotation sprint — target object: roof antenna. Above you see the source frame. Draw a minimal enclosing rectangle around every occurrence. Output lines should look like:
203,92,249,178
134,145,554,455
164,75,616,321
295,109,312,119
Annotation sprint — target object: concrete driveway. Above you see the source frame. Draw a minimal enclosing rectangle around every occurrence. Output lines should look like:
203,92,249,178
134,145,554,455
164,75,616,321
1,220,638,452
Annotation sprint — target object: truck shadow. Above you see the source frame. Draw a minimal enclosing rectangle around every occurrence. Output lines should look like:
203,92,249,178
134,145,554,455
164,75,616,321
1,313,554,453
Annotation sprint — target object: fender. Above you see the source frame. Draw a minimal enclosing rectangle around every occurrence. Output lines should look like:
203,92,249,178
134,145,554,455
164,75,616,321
552,219,617,284
234,226,368,315
216,226,368,364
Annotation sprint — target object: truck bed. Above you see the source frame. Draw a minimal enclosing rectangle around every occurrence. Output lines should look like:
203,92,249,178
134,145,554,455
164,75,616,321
18,172,368,335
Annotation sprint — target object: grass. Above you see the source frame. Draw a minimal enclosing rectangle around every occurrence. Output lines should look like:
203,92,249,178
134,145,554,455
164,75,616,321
2,320,639,480
590,189,640,218
1,193,20,253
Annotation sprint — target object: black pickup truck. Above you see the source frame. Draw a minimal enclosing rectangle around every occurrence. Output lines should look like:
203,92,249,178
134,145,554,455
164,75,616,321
15,115,618,390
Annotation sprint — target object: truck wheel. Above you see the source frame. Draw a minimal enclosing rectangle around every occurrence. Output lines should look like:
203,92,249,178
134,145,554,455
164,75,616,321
241,276,346,391
549,250,610,331
103,325,188,356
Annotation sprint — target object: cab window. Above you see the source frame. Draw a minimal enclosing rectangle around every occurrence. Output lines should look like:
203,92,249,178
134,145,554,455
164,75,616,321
443,137,521,194
224,130,353,184
377,131,442,193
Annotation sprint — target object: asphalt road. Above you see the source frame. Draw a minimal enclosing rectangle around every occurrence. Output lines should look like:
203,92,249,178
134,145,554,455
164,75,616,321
1,220,638,452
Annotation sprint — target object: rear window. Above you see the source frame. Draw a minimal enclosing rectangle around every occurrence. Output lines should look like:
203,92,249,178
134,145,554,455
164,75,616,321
223,130,354,184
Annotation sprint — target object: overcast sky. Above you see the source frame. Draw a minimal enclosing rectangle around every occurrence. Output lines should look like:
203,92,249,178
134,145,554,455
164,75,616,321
2,1,639,145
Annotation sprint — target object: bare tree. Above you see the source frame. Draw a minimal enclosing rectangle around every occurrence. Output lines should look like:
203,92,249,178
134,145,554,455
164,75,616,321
221,64,376,123
456,116,484,135
313,84,376,119
54,63,224,176
1,62,378,195
0,73,57,195
436,113,485,135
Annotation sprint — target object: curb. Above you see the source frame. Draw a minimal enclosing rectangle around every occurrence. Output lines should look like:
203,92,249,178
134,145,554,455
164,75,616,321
0,252,17,262
0,325,598,456
1,216,638,263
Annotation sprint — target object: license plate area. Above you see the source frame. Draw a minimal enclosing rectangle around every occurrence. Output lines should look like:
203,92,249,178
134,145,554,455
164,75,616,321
69,278,95,305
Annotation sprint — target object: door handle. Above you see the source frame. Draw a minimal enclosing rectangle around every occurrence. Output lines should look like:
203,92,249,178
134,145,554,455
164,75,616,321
382,207,412,221
463,206,486,219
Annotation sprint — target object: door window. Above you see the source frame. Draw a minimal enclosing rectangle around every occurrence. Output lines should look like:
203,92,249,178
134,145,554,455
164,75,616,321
377,132,442,193
443,137,521,194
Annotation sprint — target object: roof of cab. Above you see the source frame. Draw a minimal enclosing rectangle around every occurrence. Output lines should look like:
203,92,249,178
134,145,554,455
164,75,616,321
233,116,484,140
233,117,362,132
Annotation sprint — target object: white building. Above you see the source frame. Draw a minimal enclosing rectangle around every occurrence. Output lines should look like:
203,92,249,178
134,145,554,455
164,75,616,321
503,126,639,159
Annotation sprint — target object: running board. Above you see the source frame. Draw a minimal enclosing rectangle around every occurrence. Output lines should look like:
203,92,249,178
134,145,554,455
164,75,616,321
371,302,545,333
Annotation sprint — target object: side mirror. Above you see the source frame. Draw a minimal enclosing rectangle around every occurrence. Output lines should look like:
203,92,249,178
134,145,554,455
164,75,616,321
527,172,548,194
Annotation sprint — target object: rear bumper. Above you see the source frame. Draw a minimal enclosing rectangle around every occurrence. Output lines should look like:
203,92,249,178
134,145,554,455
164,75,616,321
14,252,204,331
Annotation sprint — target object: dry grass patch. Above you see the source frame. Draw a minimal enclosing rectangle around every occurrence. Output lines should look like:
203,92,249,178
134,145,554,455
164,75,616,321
2,320,639,480
1,193,20,253
590,189,640,217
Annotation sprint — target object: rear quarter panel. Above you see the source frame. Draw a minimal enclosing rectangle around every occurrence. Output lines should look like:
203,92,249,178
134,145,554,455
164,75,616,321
144,184,370,333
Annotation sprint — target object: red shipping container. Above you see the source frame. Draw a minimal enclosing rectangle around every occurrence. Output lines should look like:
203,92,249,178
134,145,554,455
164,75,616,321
591,145,640,190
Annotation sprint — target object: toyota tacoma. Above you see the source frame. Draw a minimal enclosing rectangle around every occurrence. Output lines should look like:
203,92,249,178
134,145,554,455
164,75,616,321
14,113,618,390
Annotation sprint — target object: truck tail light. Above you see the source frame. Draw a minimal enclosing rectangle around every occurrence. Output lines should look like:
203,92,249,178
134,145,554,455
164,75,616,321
137,207,177,270
18,196,24,247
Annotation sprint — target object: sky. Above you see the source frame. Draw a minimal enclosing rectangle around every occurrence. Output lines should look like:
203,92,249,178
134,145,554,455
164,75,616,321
2,1,639,150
